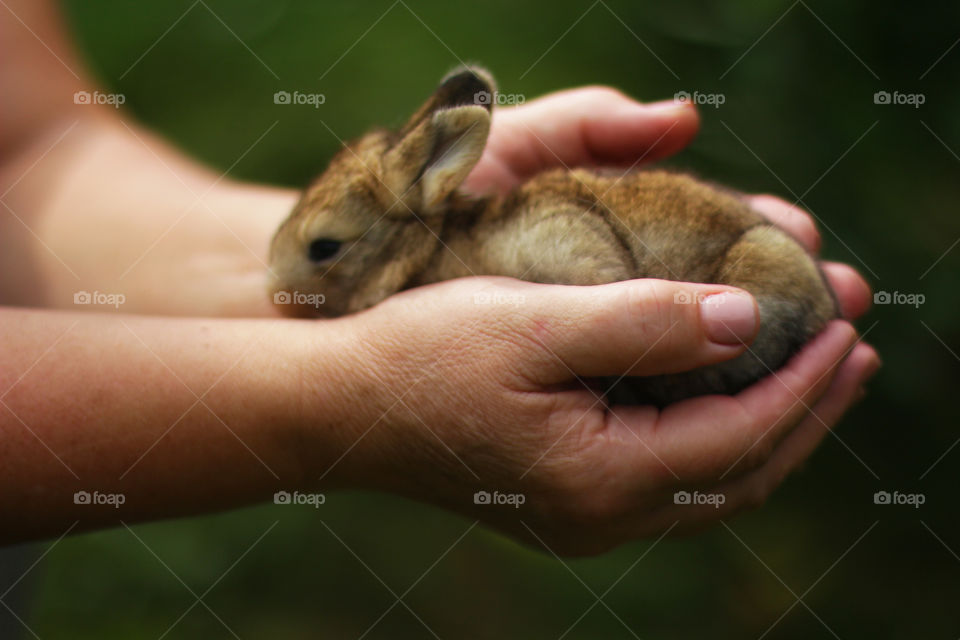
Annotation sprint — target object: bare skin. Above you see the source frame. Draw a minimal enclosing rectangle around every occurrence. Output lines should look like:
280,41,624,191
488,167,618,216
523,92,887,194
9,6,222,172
0,0,878,552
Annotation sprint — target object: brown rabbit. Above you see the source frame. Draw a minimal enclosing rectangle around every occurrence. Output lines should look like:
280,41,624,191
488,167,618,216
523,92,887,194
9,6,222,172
269,67,837,406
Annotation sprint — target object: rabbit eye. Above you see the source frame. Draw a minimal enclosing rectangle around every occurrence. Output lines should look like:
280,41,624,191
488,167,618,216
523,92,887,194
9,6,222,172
307,239,341,263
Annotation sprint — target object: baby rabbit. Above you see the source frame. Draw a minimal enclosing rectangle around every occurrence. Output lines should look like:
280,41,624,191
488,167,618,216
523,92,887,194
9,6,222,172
269,67,837,406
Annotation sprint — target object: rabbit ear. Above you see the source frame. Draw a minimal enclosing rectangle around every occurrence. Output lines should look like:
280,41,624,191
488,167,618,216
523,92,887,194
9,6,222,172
401,66,496,132
383,105,491,213
382,68,495,214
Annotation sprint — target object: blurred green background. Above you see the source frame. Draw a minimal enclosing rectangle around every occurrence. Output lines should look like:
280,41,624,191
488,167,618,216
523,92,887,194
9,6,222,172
9,0,960,637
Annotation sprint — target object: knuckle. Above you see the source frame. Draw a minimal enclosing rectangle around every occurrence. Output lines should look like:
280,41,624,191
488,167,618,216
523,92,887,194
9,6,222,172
797,215,821,251
620,281,676,342
578,85,629,104
621,280,658,317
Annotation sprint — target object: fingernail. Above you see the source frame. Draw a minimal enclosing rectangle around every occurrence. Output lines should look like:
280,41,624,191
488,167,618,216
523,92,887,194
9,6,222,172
701,292,758,345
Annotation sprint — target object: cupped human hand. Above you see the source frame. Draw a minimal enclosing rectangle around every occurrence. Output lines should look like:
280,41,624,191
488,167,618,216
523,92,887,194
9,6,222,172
297,88,878,556
306,274,877,556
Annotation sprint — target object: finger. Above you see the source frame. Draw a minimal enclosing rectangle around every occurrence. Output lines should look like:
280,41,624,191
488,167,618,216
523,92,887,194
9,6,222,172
747,195,821,254
472,88,700,193
640,342,879,533
821,262,872,320
730,320,860,454
642,320,858,484
715,342,879,509
516,278,759,383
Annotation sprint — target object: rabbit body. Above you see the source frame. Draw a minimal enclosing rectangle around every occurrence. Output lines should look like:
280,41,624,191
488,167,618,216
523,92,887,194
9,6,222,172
269,67,837,406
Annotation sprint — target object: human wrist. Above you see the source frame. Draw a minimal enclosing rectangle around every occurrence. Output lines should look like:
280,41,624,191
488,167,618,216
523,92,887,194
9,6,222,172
280,314,399,492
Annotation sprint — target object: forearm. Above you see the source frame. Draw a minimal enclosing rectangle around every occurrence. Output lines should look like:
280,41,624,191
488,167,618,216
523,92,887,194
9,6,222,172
0,116,297,316
2,0,296,317
0,308,353,543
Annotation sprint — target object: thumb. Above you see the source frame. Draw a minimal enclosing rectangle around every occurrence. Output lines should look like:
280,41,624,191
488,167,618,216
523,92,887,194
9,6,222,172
514,279,759,382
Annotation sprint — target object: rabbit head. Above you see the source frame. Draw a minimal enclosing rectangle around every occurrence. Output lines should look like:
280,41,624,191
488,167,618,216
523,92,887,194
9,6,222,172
269,67,496,317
